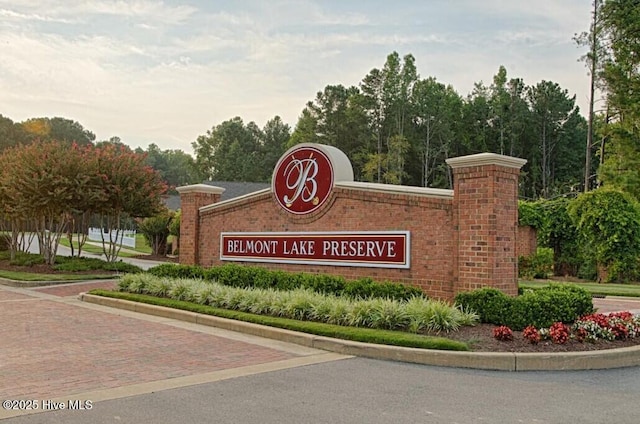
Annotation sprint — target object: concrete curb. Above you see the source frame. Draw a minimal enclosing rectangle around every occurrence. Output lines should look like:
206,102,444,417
78,293,640,371
0,277,116,288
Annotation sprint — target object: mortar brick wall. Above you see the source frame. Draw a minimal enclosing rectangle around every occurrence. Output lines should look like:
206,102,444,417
175,185,224,265
178,153,526,300
517,226,537,258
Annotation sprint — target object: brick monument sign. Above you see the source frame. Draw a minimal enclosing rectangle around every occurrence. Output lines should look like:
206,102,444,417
177,144,526,300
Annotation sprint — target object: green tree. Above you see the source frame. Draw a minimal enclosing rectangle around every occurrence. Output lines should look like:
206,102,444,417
575,0,605,191
90,144,167,261
289,85,370,179
192,117,262,181
0,142,94,264
258,116,290,181
568,188,640,282
411,77,463,188
141,143,202,192
21,117,95,145
0,114,28,151
597,0,640,199
360,52,419,184
526,81,580,197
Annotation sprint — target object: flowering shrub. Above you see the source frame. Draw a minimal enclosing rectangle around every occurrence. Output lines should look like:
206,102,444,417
522,326,541,344
549,322,570,344
493,325,513,341
573,312,640,342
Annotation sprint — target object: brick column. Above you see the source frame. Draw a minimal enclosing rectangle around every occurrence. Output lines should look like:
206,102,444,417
175,184,225,265
446,153,526,296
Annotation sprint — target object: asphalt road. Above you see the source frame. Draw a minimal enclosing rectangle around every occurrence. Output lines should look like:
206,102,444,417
4,358,640,424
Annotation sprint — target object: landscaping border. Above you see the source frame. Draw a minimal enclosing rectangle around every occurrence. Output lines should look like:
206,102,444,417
79,292,640,371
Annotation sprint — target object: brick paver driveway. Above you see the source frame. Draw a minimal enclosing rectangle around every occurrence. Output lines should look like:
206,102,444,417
0,281,344,419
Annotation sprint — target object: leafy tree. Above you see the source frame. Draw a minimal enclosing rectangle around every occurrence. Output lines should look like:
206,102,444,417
0,142,92,264
138,210,174,256
0,141,166,263
90,143,167,261
596,0,640,199
20,117,95,145
360,52,419,184
289,86,369,179
140,143,202,192
258,116,290,181
568,189,640,282
574,0,605,191
543,198,585,277
412,77,463,187
0,114,28,151
192,117,261,181
526,81,581,197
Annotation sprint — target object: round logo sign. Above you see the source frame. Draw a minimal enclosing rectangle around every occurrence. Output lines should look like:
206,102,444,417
272,146,334,215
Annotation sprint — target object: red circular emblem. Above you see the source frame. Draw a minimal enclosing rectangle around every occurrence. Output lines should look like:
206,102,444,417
272,146,334,215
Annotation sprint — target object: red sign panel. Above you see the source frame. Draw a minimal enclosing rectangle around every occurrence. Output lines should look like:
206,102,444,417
272,146,334,215
220,232,410,269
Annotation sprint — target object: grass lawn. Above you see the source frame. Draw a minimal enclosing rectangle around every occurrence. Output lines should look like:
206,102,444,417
520,279,640,298
0,270,114,281
59,235,153,257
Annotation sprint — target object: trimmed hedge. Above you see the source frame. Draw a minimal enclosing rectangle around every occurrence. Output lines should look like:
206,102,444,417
147,263,425,301
454,284,594,330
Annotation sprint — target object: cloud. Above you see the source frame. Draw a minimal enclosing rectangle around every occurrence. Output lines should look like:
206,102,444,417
0,8,74,23
0,0,593,155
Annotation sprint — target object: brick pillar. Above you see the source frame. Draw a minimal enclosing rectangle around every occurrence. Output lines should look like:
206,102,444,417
175,184,225,265
446,153,526,296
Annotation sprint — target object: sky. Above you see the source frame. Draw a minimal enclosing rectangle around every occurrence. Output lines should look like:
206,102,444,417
0,0,594,155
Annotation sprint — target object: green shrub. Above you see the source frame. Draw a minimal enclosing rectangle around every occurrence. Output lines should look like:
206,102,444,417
148,263,206,279
519,247,553,280
6,252,45,266
0,236,9,251
454,288,510,325
147,263,424,301
454,284,593,330
53,256,142,273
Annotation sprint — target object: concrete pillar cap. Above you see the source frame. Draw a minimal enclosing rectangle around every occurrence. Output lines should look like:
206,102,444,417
446,153,527,170
176,184,225,195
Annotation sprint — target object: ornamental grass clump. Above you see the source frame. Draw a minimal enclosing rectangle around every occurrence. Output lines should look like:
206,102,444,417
117,274,476,333
369,298,410,330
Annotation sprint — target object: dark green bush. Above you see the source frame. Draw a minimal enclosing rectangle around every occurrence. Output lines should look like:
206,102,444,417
518,247,553,280
454,288,510,324
455,283,594,330
148,263,206,279
54,256,143,273
6,252,45,266
147,263,425,301
0,236,9,251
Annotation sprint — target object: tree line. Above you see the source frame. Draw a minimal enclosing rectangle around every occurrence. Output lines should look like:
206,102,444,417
1,1,637,205
519,0,640,282
191,59,587,200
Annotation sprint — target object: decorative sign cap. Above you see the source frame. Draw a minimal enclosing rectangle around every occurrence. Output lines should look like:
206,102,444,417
272,144,353,215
